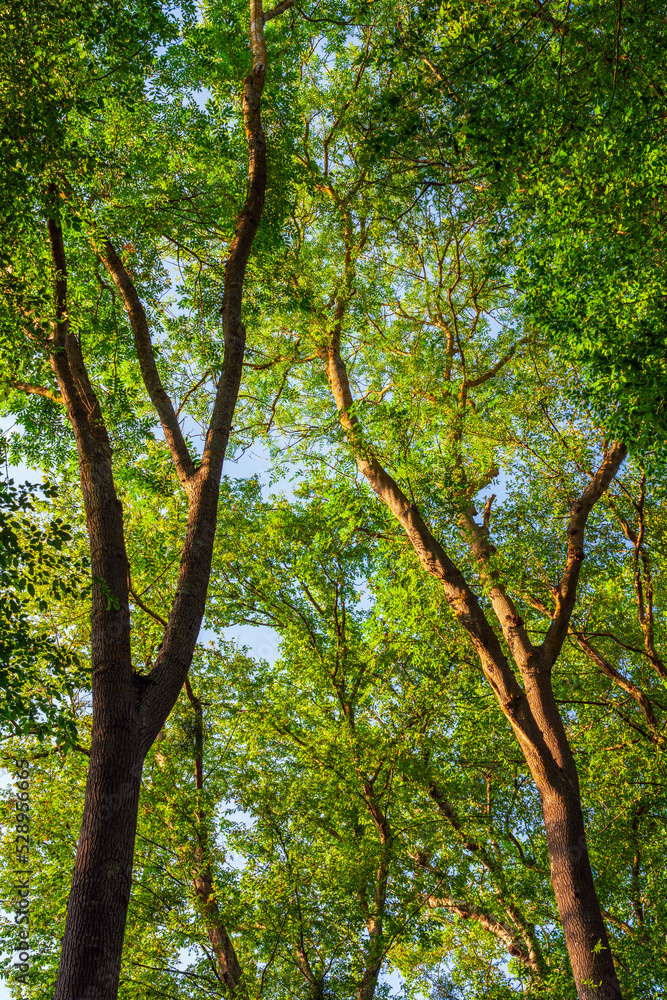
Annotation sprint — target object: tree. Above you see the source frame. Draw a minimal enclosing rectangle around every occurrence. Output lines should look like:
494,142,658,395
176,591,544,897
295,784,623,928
2,3,666,997
227,31,658,988
0,0,295,994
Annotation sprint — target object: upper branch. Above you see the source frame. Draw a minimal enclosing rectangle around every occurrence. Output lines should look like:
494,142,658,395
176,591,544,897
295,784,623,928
464,337,528,390
263,0,297,21
139,0,271,748
46,213,132,664
200,0,268,483
100,240,196,486
46,208,68,351
613,493,667,681
47,215,111,448
458,503,536,670
541,441,627,666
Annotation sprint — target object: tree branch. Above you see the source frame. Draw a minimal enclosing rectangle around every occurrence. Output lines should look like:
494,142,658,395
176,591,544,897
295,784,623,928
541,442,627,665
10,381,63,404
46,207,132,673
100,240,196,487
128,573,168,630
264,0,298,20
571,631,661,735
464,337,528,390
425,895,540,971
139,0,270,750
198,0,268,487
458,500,536,670
323,333,562,778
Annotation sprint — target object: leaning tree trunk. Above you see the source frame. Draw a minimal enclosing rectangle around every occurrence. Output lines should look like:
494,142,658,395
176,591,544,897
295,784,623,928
321,311,626,999
540,781,618,1000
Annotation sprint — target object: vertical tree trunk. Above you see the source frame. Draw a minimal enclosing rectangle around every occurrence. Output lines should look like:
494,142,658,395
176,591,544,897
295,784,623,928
53,706,144,1000
46,1,274,994
185,679,246,997
523,664,623,1000
356,786,390,1000
47,208,144,1000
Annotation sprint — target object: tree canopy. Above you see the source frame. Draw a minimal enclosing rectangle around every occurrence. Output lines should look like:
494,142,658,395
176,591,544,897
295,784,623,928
0,3,666,1000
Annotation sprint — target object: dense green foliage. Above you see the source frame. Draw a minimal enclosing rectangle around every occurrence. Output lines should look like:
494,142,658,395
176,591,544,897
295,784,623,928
369,1,667,456
0,477,85,742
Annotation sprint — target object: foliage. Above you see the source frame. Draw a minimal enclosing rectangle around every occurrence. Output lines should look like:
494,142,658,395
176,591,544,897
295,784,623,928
4,479,666,997
368,1,667,457
0,475,86,743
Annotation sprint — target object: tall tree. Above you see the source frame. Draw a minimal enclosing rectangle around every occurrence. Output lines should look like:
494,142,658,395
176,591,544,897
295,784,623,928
0,0,298,994
2,3,666,997
229,29,650,988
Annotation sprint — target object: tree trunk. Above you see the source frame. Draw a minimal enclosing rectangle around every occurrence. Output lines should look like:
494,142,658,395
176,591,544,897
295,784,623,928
522,665,623,1000
322,325,626,999
539,782,621,1000
193,865,246,997
47,208,144,1000
53,702,144,1000
185,679,246,997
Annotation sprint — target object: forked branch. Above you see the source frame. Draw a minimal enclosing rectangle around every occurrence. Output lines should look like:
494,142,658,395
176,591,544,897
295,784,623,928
323,333,565,781
140,0,271,748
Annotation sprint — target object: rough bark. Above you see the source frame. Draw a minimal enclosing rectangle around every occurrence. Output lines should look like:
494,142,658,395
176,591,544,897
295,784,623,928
322,329,625,999
540,784,620,1000
49,3,272,996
